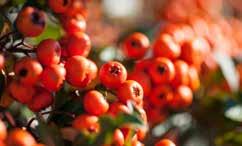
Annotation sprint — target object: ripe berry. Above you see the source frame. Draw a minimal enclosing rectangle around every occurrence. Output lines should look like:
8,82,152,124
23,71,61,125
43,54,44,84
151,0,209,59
16,6,46,37
181,37,210,68
148,85,173,108
188,66,200,91
6,128,36,146
0,120,6,141
155,139,176,146
134,59,152,73
171,60,189,87
8,80,35,104
32,144,45,146
153,33,181,59
128,71,151,97
65,0,87,18
65,56,97,88
169,85,193,109
122,32,150,59
108,102,130,117
146,107,167,125
99,61,127,89
148,57,175,84
48,0,71,13
36,39,61,66
28,87,53,112
14,57,43,86
67,32,91,57
83,90,109,116
0,54,4,70
117,80,143,105
112,129,125,146
63,14,86,35
72,114,100,134
40,65,66,92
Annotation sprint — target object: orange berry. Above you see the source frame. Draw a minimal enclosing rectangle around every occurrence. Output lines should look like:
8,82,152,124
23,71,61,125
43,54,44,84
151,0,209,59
155,139,176,146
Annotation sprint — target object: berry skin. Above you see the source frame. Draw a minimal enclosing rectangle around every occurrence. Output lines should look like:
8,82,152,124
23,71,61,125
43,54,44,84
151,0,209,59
83,90,109,116
122,32,150,59
181,37,210,69
171,60,189,87
108,102,130,117
36,39,61,66
0,54,4,70
16,7,46,37
65,56,97,88
134,59,152,73
0,120,6,141
155,139,176,146
72,114,100,134
40,65,66,92
14,57,43,86
28,87,53,112
148,57,175,84
188,66,200,91
8,80,35,104
128,71,151,97
148,85,173,108
32,144,45,146
99,61,127,89
117,80,143,105
153,33,181,59
63,14,86,35
67,32,91,57
6,128,36,146
169,85,193,110
112,129,125,146
48,0,71,13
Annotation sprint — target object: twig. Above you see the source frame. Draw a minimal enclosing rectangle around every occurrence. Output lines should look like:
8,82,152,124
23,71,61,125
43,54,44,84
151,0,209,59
0,31,17,42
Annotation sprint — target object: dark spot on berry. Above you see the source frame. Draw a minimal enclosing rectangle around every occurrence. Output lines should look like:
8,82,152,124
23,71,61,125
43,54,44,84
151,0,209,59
132,86,141,97
19,68,28,77
109,65,121,76
88,127,97,133
63,0,68,6
31,11,45,27
157,66,166,74
130,40,140,48
159,94,165,99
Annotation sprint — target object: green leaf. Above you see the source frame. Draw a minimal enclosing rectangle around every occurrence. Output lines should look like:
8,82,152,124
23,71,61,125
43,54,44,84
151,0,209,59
36,120,65,146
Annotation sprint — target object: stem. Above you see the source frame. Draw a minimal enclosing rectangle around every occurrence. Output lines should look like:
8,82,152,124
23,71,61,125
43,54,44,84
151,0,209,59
7,48,35,53
0,31,17,42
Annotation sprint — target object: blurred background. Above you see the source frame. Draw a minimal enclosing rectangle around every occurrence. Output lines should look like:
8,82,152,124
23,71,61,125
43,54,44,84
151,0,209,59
82,0,242,146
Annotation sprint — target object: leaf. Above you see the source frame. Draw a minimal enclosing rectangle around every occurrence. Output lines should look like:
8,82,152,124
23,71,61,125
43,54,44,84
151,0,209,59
225,105,242,122
36,121,65,146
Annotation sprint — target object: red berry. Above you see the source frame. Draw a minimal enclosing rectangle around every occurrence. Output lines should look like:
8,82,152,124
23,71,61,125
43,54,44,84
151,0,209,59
16,7,46,37
134,59,152,73
63,14,86,35
83,90,109,116
0,120,7,141
108,102,130,117
8,80,35,104
6,129,36,146
112,129,125,146
148,57,175,84
0,54,5,70
65,56,97,88
67,32,91,57
148,85,173,108
169,85,193,109
36,39,61,66
155,139,176,146
48,0,72,13
99,61,127,89
40,65,66,92
153,33,181,59
128,71,151,97
117,80,143,106
171,60,189,87
72,114,100,134
28,87,53,112
188,66,200,91
14,57,43,86
122,32,150,59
